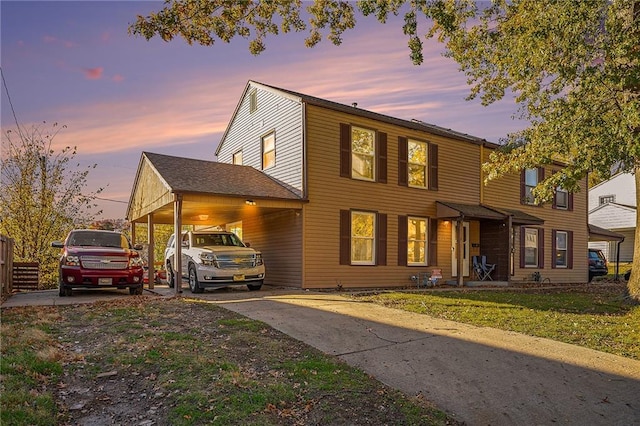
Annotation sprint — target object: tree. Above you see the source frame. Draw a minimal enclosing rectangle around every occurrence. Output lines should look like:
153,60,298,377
130,0,639,300
0,123,103,287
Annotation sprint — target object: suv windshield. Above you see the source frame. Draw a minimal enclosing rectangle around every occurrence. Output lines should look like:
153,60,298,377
192,233,244,248
68,231,128,248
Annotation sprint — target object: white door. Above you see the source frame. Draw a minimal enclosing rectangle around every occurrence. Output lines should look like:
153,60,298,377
452,221,470,277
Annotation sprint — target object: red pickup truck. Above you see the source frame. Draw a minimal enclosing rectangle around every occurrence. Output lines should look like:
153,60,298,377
52,229,144,297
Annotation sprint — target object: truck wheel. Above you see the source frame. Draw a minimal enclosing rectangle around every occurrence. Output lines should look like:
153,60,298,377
247,281,263,291
166,263,175,288
59,280,68,297
188,265,203,293
130,286,143,295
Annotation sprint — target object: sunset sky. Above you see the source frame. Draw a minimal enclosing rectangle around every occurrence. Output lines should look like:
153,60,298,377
1,1,528,219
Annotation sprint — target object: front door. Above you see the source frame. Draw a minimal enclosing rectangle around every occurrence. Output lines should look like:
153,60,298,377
452,221,470,277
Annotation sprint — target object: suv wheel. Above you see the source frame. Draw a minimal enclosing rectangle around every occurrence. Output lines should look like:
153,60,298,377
166,263,175,288
247,281,263,291
188,265,203,294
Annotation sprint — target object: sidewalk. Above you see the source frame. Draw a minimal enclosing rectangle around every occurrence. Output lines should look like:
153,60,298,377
3,285,640,425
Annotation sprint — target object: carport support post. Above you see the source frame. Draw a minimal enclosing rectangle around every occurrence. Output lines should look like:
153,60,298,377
174,193,183,295
147,214,154,290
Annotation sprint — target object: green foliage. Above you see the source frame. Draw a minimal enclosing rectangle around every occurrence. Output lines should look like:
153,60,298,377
0,123,103,286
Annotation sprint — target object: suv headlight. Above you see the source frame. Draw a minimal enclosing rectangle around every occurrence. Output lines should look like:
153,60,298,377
63,255,80,266
255,253,263,266
130,257,145,267
200,253,219,267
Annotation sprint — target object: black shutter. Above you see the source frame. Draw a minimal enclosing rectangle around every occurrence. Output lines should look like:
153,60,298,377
538,229,545,268
339,210,351,265
551,230,557,269
567,231,573,269
429,218,438,266
377,213,387,266
398,137,408,186
340,123,351,178
429,143,439,190
520,170,526,205
377,132,387,183
398,215,408,266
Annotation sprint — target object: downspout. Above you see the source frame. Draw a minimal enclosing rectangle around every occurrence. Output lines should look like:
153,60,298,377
457,217,464,287
615,237,624,281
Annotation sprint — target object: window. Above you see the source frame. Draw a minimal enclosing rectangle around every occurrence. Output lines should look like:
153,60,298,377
408,140,428,188
554,231,568,268
521,227,543,268
398,137,438,190
351,211,376,265
523,168,539,204
407,217,428,265
226,221,243,241
351,126,376,181
555,187,568,209
249,89,257,113
262,132,275,169
599,195,615,205
340,123,387,183
233,150,243,165
340,210,387,266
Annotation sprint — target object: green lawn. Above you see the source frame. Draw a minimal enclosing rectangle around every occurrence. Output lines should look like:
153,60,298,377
351,283,639,360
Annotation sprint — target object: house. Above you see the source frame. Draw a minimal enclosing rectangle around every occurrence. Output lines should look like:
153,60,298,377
127,81,589,289
588,172,636,262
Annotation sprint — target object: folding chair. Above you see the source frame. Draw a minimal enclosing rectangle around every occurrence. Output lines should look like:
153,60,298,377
481,256,496,281
472,256,486,280
473,256,495,281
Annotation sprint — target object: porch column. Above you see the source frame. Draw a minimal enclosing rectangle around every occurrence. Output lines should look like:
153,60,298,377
457,219,464,287
147,213,154,290
174,193,183,295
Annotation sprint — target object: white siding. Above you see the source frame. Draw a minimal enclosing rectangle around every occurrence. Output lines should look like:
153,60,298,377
217,83,305,196
588,172,636,211
590,203,636,230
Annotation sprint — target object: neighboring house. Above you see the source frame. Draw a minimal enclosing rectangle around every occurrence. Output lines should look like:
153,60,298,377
128,81,589,289
588,172,636,262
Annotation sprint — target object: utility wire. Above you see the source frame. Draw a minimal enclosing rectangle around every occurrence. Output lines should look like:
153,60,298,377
0,66,24,139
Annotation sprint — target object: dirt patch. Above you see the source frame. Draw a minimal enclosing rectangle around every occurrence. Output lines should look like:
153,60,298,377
39,297,456,425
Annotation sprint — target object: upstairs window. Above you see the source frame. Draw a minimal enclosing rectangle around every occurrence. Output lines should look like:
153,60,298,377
555,187,569,209
262,132,275,170
232,150,243,165
340,123,387,183
408,140,428,188
351,126,376,181
521,168,543,205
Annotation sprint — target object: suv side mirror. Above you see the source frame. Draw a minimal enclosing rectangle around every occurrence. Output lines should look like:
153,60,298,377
182,240,189,248
52,241,64,248
133,244,143,250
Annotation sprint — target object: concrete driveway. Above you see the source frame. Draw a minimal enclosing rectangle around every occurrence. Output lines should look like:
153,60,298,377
2,285,639,425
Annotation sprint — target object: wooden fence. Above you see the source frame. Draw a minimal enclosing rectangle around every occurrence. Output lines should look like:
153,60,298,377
12,262,40,291
1,235,14,298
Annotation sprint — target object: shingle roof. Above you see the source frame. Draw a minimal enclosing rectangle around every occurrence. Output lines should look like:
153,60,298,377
143,152,303,200
436,201,544,224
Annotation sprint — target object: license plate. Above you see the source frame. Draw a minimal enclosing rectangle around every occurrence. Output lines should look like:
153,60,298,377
233,274,245,282
98,277,112,285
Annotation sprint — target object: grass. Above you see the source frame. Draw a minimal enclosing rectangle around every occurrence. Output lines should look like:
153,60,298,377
1,297,452,425
351,282,640,360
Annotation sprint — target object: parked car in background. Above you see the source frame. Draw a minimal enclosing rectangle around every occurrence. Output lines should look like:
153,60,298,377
588,248,608,282
164,230,265,293
624,269,631,281
52,229,145,297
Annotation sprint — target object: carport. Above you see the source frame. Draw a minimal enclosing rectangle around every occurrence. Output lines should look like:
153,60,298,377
588,224,626,279
126,152,306,294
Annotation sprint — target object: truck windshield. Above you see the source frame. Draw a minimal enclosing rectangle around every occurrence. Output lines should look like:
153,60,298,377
68,231,128,248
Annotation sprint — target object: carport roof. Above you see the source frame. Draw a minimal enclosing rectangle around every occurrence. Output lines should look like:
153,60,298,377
142,152,303,200
588,224,625,242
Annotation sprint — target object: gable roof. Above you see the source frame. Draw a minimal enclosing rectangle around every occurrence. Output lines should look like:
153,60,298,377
139,152,303,200
216,80,500,156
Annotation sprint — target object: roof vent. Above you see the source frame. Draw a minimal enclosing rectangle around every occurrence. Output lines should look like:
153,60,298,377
352,102,358,108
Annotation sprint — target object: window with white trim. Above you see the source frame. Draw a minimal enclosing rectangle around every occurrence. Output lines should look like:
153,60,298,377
351,126,375,181
555,186,568,209
249,89,257,113
599,195,615,205
233,150,243,165
523,227,539,267
407,217,428,265
351,211,376,265
408,140,428,188
262,132,275,170
524,168,538,204
555,231,568,268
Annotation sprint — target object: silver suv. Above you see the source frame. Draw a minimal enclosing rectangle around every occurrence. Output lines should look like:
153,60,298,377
164,231,265,292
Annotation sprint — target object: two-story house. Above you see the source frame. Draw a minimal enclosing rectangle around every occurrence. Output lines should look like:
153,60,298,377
588,172,636,262
127,81,588,289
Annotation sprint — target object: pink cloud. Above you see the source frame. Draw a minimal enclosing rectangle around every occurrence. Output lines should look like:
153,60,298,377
84,67,104,80
112,74,124,83
43,35,57,43
101,31,111,42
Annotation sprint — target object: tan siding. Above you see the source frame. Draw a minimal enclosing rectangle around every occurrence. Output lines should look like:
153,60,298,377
484,164,589,283
302,105,483,288
129,161,172,220
243,210,302,287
